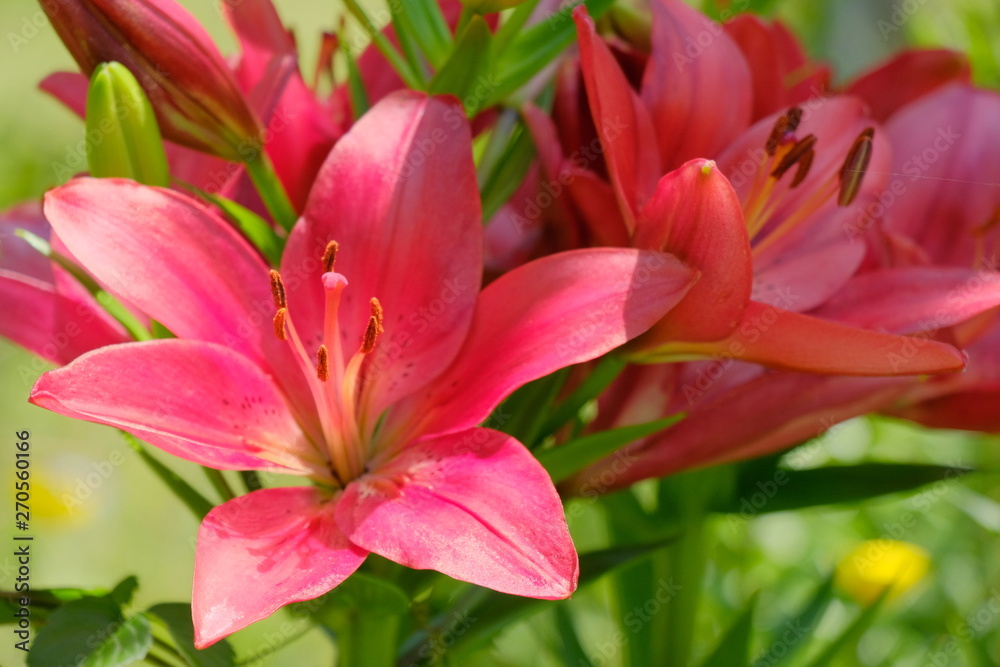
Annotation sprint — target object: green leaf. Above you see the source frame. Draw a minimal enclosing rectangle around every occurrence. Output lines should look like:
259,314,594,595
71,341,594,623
394,0,452,69
342,46,371,121
763,575,834,667
498,367,570,445
201,191,284,267
802,590,890,667
147,603,236,667
715,463,970,515
122,433,214,520
552,605,592,667
537,414,683,484
698,593,757,667
109,577,138,608
488,0,614,105
400,538,678,663
428,16,494,114
28,597,151,667
533,356,627,445
478,115,536,223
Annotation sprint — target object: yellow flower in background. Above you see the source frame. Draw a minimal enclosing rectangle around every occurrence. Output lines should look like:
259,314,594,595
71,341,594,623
836,540,931,605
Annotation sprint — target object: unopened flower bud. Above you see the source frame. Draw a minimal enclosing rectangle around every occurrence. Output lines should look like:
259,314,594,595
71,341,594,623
42,0,263,161
85,62,169,186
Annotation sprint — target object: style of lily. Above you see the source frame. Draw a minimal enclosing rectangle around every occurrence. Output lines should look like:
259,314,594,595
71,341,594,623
28,92,698,647
518,5,966,378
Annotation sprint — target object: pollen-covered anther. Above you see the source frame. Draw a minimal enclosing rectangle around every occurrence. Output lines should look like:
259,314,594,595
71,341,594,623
771,134,817,182
317,344,330,382
322,240,339,273
786,107,803,132
765,115,790,156
269,269,287,309
273,307,288,341
838,127,875,207
361,298,384,354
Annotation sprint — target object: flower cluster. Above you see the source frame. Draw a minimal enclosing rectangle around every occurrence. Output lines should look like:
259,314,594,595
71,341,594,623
3,0,999,654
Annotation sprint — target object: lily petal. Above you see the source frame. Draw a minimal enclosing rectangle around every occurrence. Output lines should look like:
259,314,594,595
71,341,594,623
194,487,367,648
284,91,482,416
30,340,320,474
644,300,967,376
634,159,753,342
398,248,696,436
337,428,577,598
641,0,752,169
573,6,660,227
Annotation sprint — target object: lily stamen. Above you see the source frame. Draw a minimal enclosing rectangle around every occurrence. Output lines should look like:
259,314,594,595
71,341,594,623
838,127,875,207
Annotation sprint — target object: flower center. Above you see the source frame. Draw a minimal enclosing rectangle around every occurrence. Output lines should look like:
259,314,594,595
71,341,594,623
269,241,384,486
740,106,874,255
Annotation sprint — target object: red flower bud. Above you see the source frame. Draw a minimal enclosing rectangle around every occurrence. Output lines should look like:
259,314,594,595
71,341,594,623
42,0,263,161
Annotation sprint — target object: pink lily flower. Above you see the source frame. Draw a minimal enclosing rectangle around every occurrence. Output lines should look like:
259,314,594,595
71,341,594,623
28,92,697,646
520,6,966,378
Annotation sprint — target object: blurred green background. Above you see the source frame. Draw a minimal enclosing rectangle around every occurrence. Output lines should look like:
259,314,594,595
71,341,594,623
0,0,998,665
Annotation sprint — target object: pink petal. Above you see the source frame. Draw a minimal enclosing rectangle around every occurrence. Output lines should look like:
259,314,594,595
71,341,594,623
652,300,967,376
641,0,752,169
573,6,660,227
194,487,367,648
815,267,1000,334
29,340,321,474
42,178,317,427
846,49,971,123
566,373,909,493
283,91,482,417
882,84,1000,266
634,159,753,342
0,271,129,366
396,248,696,437
337,429,577,599
39,72,88,118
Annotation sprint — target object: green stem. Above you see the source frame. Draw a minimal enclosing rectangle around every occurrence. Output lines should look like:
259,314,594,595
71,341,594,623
204,468,236,502
245,151,297,232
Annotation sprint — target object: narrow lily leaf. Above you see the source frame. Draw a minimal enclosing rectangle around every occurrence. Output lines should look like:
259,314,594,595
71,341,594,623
400,539,678,663
479,117,536,222
309,573,410,667
109,576,138,608
552,605,591,667
343,0,424,90
428,16,493,113
395,0,452,69
698,593,758,667
714,463,971,515
539,415,684,484
535,355,627,444
85,62,170,186
122,433,214,520
390,10,431,83
765,575,835,667
488,0,614,105
491,0,540,53
27,597,151,667
200,191,284,266
803,590,890,667
499,367,570,446
342,46,371,121
147,603,236,667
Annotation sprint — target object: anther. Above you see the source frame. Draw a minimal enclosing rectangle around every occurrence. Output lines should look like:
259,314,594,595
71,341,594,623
789,149,814,188
317,345,330,382
765,115,790,156
269,270,287,309
322,241,339,273
786,107,803,132
273,308,288,341
771,134,817,181
838,127,875,207
361,298,384,354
